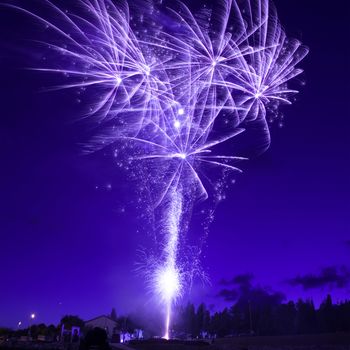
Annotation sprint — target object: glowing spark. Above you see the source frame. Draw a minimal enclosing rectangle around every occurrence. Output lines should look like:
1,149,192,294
173,153,186,160
155,265,181,303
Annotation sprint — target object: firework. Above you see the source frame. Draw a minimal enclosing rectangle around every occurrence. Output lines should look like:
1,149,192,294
6,0,308,338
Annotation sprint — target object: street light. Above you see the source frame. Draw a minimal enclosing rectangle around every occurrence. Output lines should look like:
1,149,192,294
17,321,22,328
28,313,36,338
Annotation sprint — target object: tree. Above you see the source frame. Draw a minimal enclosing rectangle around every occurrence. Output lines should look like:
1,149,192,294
185,303,196,336
60,315,85,330
46,324,58,339
296,299,317,334
110,308,117,322
337,300,350,332
208,308,233,337
0,328,12,336
318,294,335,333
82,327,110,350
274,301,297,335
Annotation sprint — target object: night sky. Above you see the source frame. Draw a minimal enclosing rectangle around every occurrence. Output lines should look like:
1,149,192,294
0,0,349,328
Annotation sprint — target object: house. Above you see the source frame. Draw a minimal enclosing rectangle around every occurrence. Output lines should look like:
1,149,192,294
85,315,119,338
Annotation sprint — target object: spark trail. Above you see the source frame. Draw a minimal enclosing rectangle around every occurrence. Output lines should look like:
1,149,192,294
5,0,308,338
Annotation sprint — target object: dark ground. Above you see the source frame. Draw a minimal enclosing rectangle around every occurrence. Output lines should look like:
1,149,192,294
1,334,350,350
126,334,350,350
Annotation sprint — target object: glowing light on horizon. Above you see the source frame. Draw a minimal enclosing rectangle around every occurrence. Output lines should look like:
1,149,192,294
6,0,308,338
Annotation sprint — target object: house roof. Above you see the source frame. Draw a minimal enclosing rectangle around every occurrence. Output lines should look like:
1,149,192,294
85,315,117,324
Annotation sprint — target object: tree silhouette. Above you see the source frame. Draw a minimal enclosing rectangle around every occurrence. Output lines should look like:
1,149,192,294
60,315,85,330
110,308,117,322
170,297,350,337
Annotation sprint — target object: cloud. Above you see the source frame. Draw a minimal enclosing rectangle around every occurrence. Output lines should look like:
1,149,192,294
217,288,239,302
219,273,253,287
288,266,350,290
217,273,284,305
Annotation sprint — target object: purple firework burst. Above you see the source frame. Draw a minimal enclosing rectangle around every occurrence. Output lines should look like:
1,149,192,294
5,0,308,338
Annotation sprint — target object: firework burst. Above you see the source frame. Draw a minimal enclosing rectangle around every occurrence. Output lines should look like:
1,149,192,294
5,0,308,338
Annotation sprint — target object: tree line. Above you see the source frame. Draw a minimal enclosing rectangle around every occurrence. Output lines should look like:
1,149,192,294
2,295,350,339
172,295,350,337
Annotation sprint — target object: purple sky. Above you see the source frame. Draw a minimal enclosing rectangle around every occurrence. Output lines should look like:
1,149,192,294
0,0,349,328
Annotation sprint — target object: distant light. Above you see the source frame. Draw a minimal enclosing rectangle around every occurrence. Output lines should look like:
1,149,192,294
173,153,186,159
178,108,184,115
144,65,150,76
31,313,35,319
18,321,22,327
174,120,180,128
255,85,268,98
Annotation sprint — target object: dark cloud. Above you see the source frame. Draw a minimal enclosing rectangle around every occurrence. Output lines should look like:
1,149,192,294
288,266,350,290
219,273,253,287
217,274,284,305
232,273,254,286
217,288,238,302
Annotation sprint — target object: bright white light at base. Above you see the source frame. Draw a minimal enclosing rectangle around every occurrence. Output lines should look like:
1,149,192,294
174,120,180,128
156,265,180,302
178,108,184,115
